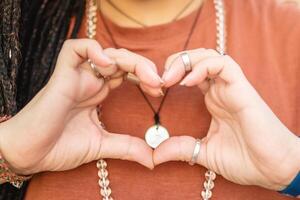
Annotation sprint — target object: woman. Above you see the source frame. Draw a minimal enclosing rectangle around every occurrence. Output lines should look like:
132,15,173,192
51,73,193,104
0,0,299,199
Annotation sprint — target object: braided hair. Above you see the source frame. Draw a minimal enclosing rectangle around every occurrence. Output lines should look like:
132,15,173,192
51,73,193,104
0,0,85,199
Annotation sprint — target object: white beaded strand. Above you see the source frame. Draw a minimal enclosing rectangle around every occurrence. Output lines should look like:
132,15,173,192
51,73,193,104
214,0,226,55
201,1,226,199
97,159,113,200
201,170,217,200
86,0,97,39
86,1,113,199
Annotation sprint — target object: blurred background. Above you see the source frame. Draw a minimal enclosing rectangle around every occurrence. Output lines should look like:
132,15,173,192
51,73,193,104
281,0,300,5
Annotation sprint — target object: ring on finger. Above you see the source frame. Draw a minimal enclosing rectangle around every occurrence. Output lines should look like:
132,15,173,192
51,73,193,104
88,59,110,80
205,77,215,85
124,72,140,85
189,138,201,166
180,52,192,72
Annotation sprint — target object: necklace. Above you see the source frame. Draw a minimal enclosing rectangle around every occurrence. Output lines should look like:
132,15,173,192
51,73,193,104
140,87,170,149
105,0,196,28
86,0,226,199
98,0,202,149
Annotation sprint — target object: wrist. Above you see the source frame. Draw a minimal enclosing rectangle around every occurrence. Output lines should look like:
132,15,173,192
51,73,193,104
0,153,32,188
279,172,300,197
0,115,32,188
0,115,11,160
274,134,300,191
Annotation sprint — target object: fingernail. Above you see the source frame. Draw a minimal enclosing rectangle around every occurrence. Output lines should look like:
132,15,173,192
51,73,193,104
162,72,169,82
179,80,186,86
159,89,164,96
159,77,164,84
159,77,165,86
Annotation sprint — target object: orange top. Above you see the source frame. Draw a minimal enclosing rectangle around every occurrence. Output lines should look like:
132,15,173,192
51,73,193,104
25,0,300,199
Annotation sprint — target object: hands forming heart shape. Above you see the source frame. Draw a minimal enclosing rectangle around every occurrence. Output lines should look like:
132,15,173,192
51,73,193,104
1,39,299,191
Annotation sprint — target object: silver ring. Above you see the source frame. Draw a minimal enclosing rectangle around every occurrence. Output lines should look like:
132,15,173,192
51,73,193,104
180,52,192,72
88,59,105,79
189,139,201,166
125,72,140,85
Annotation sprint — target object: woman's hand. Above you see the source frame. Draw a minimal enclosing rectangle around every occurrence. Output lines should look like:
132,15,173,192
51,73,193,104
0,39,163,175
154,48,300,190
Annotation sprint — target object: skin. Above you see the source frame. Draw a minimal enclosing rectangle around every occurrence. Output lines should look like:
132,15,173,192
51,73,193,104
0,39,163,174
0,0,299,195
100,0,204,27
1,41,299,192
155,48,300,191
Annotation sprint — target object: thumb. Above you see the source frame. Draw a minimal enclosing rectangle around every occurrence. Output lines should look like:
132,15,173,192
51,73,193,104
153,136,208,168
98,131,154,169
50,39,115,102
17,39,114,148
56,39,113,72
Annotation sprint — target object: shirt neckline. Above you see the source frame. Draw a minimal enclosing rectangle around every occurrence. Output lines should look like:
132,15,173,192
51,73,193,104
96,0,214,45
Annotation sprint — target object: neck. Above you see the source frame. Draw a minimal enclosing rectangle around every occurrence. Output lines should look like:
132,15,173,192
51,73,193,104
99,0,204,28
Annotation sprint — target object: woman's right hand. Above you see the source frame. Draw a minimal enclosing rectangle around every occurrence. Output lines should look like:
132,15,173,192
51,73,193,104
0,39,162,175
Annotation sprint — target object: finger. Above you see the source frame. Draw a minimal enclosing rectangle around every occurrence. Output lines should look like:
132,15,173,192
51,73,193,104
107,70,125,89
77,83,110,108
198,80,211,94
153,136,207,168
162,55,185,87
110,69,125,79
81,61,117,77
180,55,245,86
162,48,220,87
79,74,128,107
103,48,163,88
72,67,107,102
107,77,123,90
100,132,154,169
56,39,114,72
92,63,118,77
76,70,125,107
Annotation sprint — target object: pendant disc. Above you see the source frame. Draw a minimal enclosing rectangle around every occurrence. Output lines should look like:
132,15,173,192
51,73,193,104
145,125,169,149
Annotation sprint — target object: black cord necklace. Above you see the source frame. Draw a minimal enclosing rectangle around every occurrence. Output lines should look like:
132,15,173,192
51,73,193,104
99,1,202,148
106,0,196,28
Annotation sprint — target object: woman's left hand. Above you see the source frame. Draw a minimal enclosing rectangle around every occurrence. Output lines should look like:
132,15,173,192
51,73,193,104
153,48,300,190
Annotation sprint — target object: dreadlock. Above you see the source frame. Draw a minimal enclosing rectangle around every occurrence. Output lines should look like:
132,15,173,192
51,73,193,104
17,0,85,109
0,0,21,115
0,0,85,199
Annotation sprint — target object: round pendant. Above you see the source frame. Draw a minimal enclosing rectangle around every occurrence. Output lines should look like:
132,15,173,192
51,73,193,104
145,124,169,149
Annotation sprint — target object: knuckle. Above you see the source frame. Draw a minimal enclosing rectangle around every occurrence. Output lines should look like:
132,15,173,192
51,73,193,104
222,55,235,66
220,55,228,65
207,49,219,55
87,39,101,48
223,54,231,61
119,48,129,54
118,48,132,58
167,54,178,62
165,53,179,68
123,135,133,160
62,39,74,49
103,47,115,54
144,57,155,66
194,48,206,53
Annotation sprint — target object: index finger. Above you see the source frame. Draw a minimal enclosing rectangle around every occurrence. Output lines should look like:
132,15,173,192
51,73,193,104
153,136,208,168
56,39,114,72
162,49,220,87
103,48,163,88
